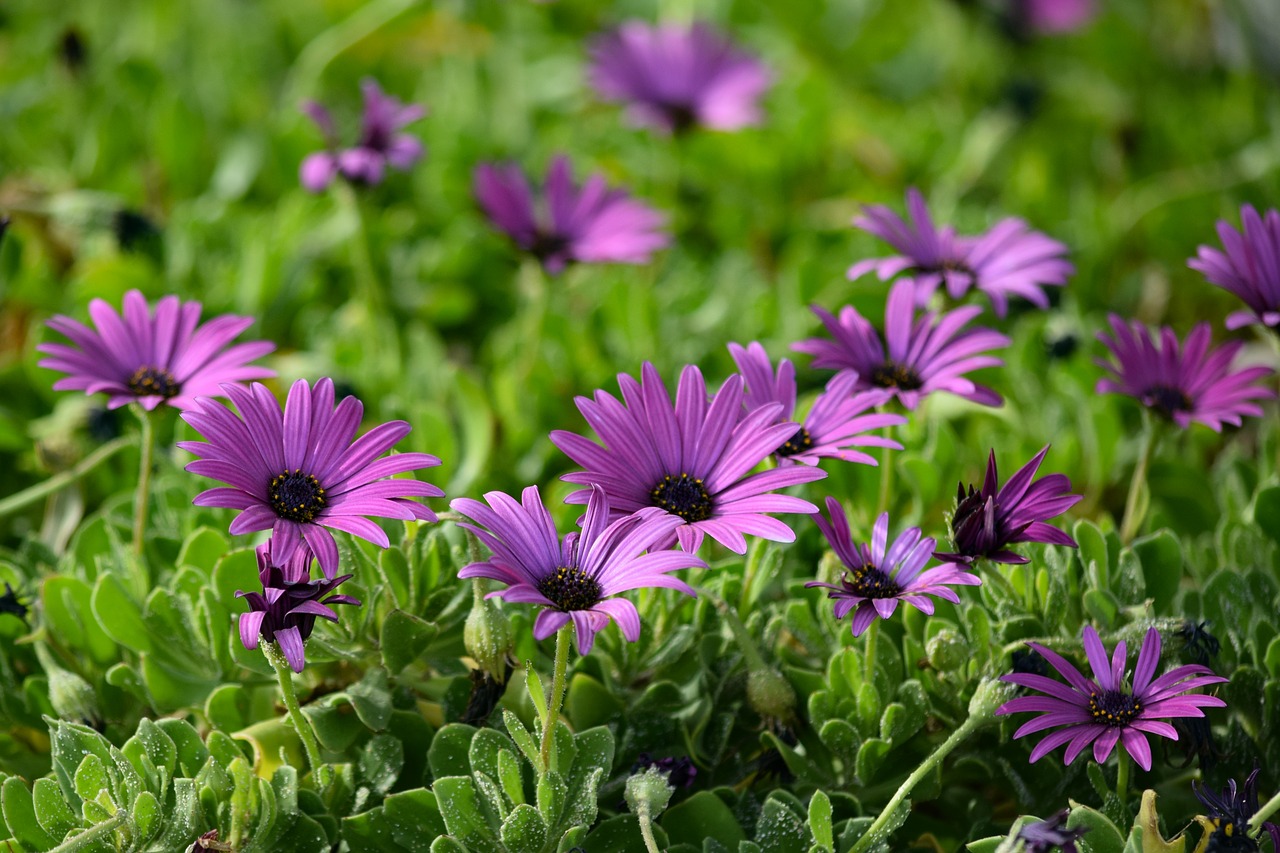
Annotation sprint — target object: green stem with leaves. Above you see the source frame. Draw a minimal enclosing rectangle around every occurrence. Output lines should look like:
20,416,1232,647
263,641,331,788
131,407,155,557
0,436,131,519
540,625,571,770
1119,412,1157,544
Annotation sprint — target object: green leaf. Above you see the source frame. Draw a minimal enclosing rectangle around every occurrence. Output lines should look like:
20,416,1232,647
177,526,231,572
91,571,154,655
498,749,525,807
433,776,496,847
157,718,210,778
1131,530,1183,612
1075,520,1110,589
360,734,405,798
427,724,476,782
1253,485,1280,546
565,673,625,731
42,576,117,666
536,769,567,828
855,739,891,784
755,793,810,853
2,777,58,850
122,717,177,780
503,710,541,773
132,790,160,842
348,667,393,731
32,777,77,840
1082,588,1120,629
380,610,439,674
74,753,112,805
581,814,670,852
500,803,548,853
808,791,833,852
140,653,217,712
1066,802,1125,853
662,791,747,847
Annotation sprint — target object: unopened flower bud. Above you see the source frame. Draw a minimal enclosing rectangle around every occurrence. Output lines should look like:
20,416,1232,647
926,628,969,672
36,644,101,728
747,667,796,720
625,767,674,819
968,677,1015,720
464,594,512,684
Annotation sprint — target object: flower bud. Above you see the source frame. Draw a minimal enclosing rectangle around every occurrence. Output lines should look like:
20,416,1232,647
36,645,101,728
968,676,1015,720
625,766,674,819
926,628,969,672
747,667,796,720
464,595,512,684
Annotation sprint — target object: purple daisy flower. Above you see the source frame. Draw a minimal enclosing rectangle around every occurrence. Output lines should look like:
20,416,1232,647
727,342,906,466
1015,809,1089,853
37,289,275,412
237,540,360,672
588,21,772,135
804,501,981,637
452,485,704,655
1188,204,1280,331
474,156,669,275
935,445,1083,566
1018,0,1097,35
997,625,1228,771
792,280,1010,410
1095,316,1275,431
300,78,425,192
180,377,443,578
549,362,826,555
1193,768,1280,851
847,188,1073,317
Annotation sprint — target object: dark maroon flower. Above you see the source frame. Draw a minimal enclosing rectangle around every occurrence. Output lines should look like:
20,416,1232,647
1193,768,1280,853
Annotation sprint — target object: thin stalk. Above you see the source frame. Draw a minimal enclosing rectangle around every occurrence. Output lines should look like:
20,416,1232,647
131,407,155,557
262,641,331,788
335,180,385,317
711,594,767,672
46,812,129,853
539,625,571,770
1115,749,1130,811
638,804,662,853
1252,786,1280,837
876,433,895,516
864,618,879,687
1022,566,1038,615
1119,413,1156,544
0,436,131,518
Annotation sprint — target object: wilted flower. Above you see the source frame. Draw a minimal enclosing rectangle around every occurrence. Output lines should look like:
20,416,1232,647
728,342,905,466
998,625,1228,770
300,78,425,192
935,445,1082,566
588,21,771,134
550,363,825,554
1192,768,1280,852
805,501,981,636
793,280,1009,410
474,156,669,274
38,290,275,412
848,188,1072,317
1188,204,1280,331
236,541,360,673
452,485,705,655
181,377,442,578
1014,809,1089,853
1095,316,1275,431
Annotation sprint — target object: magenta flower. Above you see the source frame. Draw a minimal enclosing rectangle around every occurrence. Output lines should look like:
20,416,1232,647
727,342,905,466
935,446,1082,566
474,156,669,275
237,541,359,672
793,280,1010,410
453,485,704,655
848,188,1073,317
300,78,425,192
1188,204,1280,331
998,625,1228,771
588,21,771,134
550,363,825,554
805,501,981,636
1095,316,1275,431
1018,0,1097,35
38,290,274,411
180,377,443,578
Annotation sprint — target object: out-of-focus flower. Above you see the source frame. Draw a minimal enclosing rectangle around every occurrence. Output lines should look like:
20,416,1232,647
805,501,980,636
236,541,360,673
1014,809,1089,853
1095,316,1275,431
728,342,905,466
632,753,698,789
588,21,771,134
1188,204,1280,331
453,485,704,655
300,78,425,192
1018,0,1097,35
474,156,668,274
38,290,275,412
998,625,1227,771
935,446,1082,566
181,377,442,578
848,188,1072,317
793,280,1009,410
550,363,825,554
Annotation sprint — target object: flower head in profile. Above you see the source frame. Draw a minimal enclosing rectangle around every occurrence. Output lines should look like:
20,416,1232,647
237,541,360,672
805,501,981,636
452,485,704,655
300,78,425,192
180,377,443,578
1015,809,1089,853
1188,204,1280,331
997,625,1228,770
1193,768,1280,852
588,21,771,134
1095,316,1275,431
550,363,825,554
728,342,905,466
848,188,1073,317
793,280,1010,410
38,290,275,411
475,156,669,275
935,446,1082,566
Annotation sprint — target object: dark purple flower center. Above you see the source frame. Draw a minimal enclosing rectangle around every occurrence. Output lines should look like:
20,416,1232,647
870,361,924,392
919,257,976,279
127,365,179,399
1142,384,1193,419
775,427,814,458
657,101,699,134
651,473,713,523
841,564,901,599
537,566,603,612
1088,689,1140,727
530,232,572,265
268,470,327,523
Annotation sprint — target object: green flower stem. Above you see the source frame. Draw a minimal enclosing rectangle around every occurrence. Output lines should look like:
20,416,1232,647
864,618,879,686
1115,749,1130,811
1251,787,1280,837
335,180,385,317
1119,412,1156,544
262,641,331,788
876,426,895,516
0,436,131,519
540,625,571,770
46,811,129,853
1022,567,1038,615
131,407,156,557
638,803,662,853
